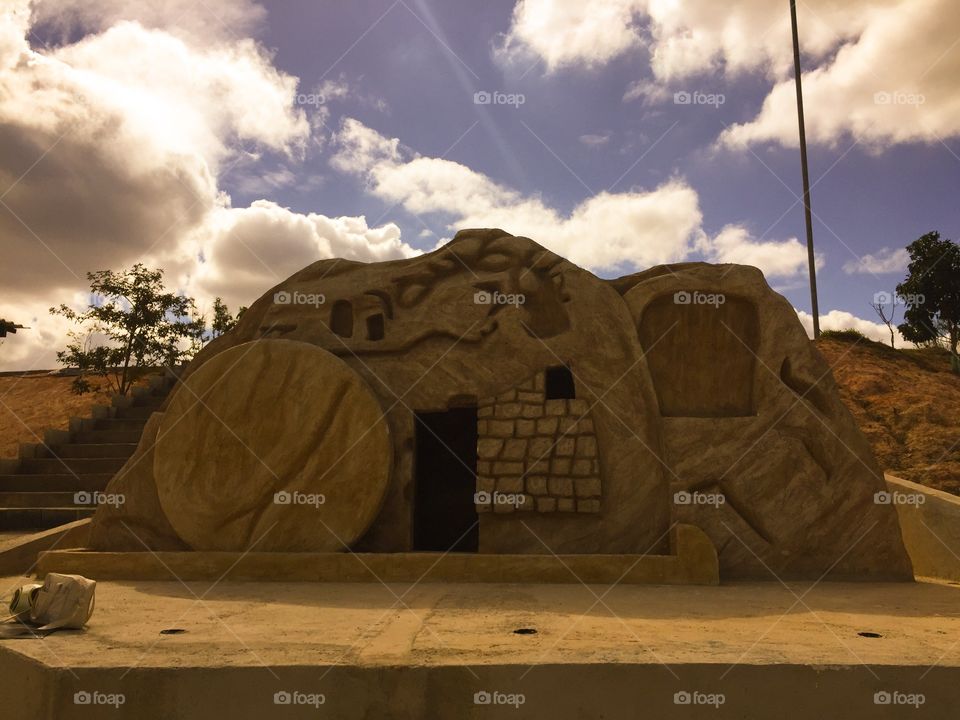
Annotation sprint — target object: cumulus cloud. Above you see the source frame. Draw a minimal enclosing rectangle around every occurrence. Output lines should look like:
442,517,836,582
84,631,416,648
0,2,415,371
842,247,909,275
181,201,415,304
720,0,960,148
494,0,646,72
331,118,811,277
796,309,906,345
0,4,308,293
332,118,703,272
699,225,819,279
500,0,960,148
497,0,859,78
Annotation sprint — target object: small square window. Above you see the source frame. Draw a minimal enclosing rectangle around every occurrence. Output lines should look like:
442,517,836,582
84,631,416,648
545,366,575,399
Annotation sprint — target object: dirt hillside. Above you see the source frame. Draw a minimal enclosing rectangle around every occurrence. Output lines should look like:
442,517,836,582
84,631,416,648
817,335,960,496
0,373,150,459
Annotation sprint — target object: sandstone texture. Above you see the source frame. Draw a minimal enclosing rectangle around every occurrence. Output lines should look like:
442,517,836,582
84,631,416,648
153,340,390,552
89,411,188,551
617,263,912,579
88,230,912,579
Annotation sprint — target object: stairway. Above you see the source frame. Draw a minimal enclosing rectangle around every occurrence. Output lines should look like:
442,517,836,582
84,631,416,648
0,372,177,531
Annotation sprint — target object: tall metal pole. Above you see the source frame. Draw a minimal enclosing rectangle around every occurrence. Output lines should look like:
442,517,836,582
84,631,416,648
790,0,820,338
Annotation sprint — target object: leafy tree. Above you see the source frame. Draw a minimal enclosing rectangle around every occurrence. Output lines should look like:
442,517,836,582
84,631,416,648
896,231,960,373
50,264,203,395
192,297,245,348
210,297,244,339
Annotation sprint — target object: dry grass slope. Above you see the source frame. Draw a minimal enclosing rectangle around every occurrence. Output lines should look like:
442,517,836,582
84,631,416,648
0,373,150,459
817,335,960,495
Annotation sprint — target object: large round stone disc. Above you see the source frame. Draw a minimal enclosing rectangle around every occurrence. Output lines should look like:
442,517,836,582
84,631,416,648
154,340,391,551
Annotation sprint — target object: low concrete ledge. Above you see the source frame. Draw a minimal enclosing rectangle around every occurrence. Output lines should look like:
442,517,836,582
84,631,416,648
886,473,960,582
1,578,959,720
36,523,719,585
0,519,91,576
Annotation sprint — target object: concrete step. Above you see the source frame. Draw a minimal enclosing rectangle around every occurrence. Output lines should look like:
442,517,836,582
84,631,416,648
0,507,94,530
0,491,82,508
47,443,136,459
73,429,143,444
115,404,160,419
136,392,168,406
18,457,128,475
93,417,148,432
0,473,113,492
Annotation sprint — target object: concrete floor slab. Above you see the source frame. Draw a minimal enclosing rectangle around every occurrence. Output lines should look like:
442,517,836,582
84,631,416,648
1,577,959,718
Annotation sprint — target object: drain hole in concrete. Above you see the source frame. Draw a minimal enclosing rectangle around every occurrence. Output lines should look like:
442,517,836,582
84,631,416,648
160,628,187,635
857,631,882,638
513,628,537,635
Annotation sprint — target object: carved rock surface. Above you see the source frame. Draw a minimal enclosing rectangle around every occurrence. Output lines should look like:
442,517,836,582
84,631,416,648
153,339,391,552
618,262,912,580
88,232,912,579
89,411,189,551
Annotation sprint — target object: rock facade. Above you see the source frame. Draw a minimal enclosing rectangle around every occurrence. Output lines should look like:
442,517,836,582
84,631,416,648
475,371,601,515
89,229,913,580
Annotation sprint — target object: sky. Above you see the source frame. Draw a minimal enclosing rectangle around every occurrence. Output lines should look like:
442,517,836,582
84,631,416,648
1,0,958,370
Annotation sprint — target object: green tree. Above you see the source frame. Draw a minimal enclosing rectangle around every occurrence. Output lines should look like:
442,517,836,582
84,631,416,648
50,264,203,395
896,231,960,374
210,297,243,339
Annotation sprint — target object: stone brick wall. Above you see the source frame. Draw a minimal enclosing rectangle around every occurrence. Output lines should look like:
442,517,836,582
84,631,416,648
475,371,601,514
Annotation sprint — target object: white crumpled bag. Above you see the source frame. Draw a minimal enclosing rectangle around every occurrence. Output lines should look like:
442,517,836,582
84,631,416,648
28,573,96,631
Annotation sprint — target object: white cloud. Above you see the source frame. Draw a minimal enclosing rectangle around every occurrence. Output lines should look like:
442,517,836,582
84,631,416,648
332,118,813,278
497,0,859,78
494,0,646,72
720,0,960,148
182,200,416,306
579,133,611,148
0,8,311,294
640,0,865,82
842,247,909,275
501,0,960,148
700,224,819,279
796,309,906,345
714,0,960,148
0,3,416,371
332,118,703,272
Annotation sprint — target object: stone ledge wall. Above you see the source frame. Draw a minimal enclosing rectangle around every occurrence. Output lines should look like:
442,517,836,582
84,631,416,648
475,371,601,514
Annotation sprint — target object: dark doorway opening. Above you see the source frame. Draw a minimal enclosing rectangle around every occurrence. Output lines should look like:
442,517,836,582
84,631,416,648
413,407,479,552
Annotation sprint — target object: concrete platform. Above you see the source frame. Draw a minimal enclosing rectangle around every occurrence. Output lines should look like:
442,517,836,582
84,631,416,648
0,520,89,576
887,473,960,582
1,577,958,719
32,524,718,586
